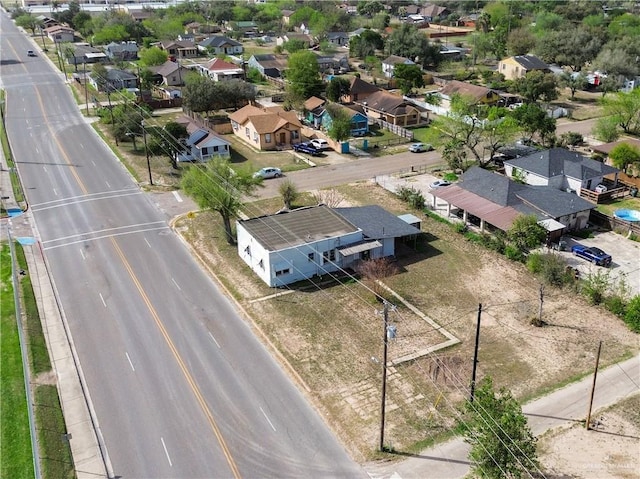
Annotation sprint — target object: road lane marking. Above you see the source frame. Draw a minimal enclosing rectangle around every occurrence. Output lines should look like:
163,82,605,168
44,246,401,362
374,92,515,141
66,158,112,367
31,188,141,208
80,249,85,260
208,332,220,349
105,181,110,188
99,293,106,308
53,188,57,196
172,191,183,203
42,226,169,251
43,166,47,172
160,437,172,467
31,190,143,211
110,238,241,478
259,407,276,432
125,352,135,371
42,221,167,245
171,278,181,291
144,238,151,248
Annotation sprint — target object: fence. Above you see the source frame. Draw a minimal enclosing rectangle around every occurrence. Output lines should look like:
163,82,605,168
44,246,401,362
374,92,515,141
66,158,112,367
353,136,412,151
368,118,414,140
580,184,629,204
590,210,640,236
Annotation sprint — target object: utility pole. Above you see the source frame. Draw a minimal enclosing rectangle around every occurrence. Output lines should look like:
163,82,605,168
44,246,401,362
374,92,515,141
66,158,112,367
107,90,117,146
586,341,602,430
469,303,482,402
537,284,545,326
379,300,389,452
142,120,153,186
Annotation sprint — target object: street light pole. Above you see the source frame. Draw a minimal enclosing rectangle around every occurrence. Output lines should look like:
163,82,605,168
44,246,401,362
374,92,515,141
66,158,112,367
379,301,390,452
142,120,153,186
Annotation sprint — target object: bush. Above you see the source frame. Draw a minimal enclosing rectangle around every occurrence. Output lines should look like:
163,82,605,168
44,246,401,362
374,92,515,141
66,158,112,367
504,244,525,262
558,131,583,147
623,295,640,332
526,252,572,286
443,172,459,182
454,222,468,234
580,269,611,305
605,295,627,318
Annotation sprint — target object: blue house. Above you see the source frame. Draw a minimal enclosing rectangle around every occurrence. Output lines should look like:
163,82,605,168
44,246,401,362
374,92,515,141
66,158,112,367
303,97,369,137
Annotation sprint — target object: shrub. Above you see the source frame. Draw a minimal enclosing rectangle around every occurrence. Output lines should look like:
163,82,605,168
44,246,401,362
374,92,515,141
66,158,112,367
443,172,459,182
504,244,525,262
396,186,414,202
623,295,640,332
558,131,583,147
580,269,611,305
605,295,627,318
526,252,572,286
454,222,468,234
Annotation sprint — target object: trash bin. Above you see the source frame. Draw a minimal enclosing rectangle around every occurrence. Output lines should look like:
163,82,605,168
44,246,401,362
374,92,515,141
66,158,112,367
558,240,567,251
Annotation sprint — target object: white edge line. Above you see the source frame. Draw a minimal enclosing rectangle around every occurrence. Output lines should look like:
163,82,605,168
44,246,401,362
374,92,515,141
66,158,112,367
144,237,152,248
99,293,106,308
80,249,85,260
125,352,135,372
171,277,181,291
259,407,276,431
172,190,183,202
160,437,173,467
42,226,169,251
208,331,220,349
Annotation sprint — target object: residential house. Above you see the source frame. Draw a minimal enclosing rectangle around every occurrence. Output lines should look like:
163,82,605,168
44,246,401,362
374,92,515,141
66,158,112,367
228,20,258,37
157,40,198,59
498,54,551,81
229,104,302,150
281,9,294,25
503,147,620,197
382,55,415,78
326,32,349,47
356,90,427,126
89,68,138,92
406,14,428,26
438,80,501,108
150,60,189,86
35,15,59,29
129,9,153,22
177,124,231,163
592,138,640,176
420,3,450,22
44,25,75,42
236,204,421,287
304,97,369,137
348,27,367,38
432,166,596,238
315,52,349,73
67,43,107,67
248,54,288,78
105,41,139,61
199,57,244,81
342,76,381,103
276,33,316,48
439,45,466,61
198,36,243,55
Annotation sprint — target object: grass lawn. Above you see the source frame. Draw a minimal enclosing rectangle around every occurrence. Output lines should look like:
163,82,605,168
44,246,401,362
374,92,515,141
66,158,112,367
0,244,34,479
596,196,640,216
35,385,75,479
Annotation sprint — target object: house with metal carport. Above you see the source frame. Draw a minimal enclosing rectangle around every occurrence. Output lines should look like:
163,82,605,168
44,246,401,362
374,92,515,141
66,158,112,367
236,205,421,287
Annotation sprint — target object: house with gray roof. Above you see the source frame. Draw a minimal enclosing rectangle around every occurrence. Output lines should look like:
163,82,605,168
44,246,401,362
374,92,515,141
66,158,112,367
149,60,189,86
326,32,349,47
177,123,231,163
356,90,427,126
105,41,138,61
432,166,596,238
198,36,243,55
237,205,420,287
504,148,619,196
498,54,551,80
248,54,288,78
382,55,415,78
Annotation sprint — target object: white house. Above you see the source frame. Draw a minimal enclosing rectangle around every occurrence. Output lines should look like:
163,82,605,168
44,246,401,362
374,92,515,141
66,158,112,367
237,205,421,287
382,55,415,78
504,148,619,195
198,57,244,81
177,127,231,163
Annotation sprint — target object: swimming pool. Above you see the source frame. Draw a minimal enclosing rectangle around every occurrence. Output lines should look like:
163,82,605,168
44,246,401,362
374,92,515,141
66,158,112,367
614,209,640,222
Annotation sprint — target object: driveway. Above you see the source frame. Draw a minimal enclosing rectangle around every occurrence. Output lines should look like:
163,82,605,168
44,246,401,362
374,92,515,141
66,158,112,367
559,232,640,296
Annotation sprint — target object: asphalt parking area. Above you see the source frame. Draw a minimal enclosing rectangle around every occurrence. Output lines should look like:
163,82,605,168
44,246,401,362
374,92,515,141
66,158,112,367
560,232,640,295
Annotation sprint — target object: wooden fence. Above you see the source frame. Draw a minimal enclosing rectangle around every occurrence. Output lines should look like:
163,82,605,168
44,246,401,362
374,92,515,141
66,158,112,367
590,210,640,236
368,118,414,140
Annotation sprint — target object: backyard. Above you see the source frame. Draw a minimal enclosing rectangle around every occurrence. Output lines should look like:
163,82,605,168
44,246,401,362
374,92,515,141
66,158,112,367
176,180,639,461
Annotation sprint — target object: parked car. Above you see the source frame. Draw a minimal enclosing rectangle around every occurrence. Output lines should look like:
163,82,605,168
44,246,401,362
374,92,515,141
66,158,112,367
292,142,321,156
571,244,612,266
430,180,452,188
253,167,282,179
409,143,433,153
310,138,329,150
27,50,36,57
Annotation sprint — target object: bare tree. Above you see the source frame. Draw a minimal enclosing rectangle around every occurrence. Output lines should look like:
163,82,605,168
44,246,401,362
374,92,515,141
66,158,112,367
356,258,399,299
312,189,344,208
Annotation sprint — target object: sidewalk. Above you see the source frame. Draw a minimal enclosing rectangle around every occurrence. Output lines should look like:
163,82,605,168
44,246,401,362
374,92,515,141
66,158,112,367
1,140,110,478
365,354,640,478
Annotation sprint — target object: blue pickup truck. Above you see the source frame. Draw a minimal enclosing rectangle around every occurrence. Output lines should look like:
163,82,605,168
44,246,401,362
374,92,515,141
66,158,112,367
571,244,612,267
293,142,321,156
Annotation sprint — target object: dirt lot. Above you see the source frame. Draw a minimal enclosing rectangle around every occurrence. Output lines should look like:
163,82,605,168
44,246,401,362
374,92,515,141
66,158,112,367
176,180,639,462
538,394,640,479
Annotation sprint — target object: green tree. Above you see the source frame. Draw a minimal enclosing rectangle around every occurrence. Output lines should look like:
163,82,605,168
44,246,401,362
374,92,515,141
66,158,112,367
559,72,588,100
139,46,168,66
609,143,640,174
460,377,539,479
326,104,351,142
283,39,306,53
509,103,556,144
357,0,384,17
534,25,603,72
393,63,425,95
624,295,640,333
15,14,38,34
513,70,558,104
148,121,188,167
387,23,441,68
181,159,261,244
349,29,383,59
506,27,535,56
326,77,350,103
278,179,298,210
285,50,323,107
600,89,640,134
182,74,217,115
92,23,129,44
91,63,109,91
593,116,620,142
508,215,547,252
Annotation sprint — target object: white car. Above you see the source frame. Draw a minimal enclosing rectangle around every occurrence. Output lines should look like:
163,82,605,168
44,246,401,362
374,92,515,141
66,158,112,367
253,167,282,179
409,143,433,153
310,138,329,150
430,180,452,188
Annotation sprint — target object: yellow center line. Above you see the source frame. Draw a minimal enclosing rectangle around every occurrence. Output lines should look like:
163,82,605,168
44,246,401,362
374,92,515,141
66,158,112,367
34,87,89,196
110,237,241,478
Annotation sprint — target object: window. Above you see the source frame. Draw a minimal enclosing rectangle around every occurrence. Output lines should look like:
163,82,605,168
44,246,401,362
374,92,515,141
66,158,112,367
275,268,291,277
245,127,250,137
258,259,264,270
322,249,335,263
308,252,314,262
244,245,251,256
265,133,271,143
213,146,219,152
232,121,239,131
291,130,299,140
254,132,258,142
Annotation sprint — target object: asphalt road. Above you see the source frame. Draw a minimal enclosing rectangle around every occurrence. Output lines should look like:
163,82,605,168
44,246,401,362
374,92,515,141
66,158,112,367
1,13,366,479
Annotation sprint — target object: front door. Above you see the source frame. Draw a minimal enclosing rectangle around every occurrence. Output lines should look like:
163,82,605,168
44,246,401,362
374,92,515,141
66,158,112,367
279,132,286,144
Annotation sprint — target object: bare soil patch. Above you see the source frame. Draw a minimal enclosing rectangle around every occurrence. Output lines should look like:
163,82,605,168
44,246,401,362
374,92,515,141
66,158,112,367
177,181,639,461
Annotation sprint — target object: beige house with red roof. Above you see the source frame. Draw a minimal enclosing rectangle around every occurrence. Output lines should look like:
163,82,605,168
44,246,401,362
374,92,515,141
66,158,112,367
198,58,244,81
229,104,302,150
